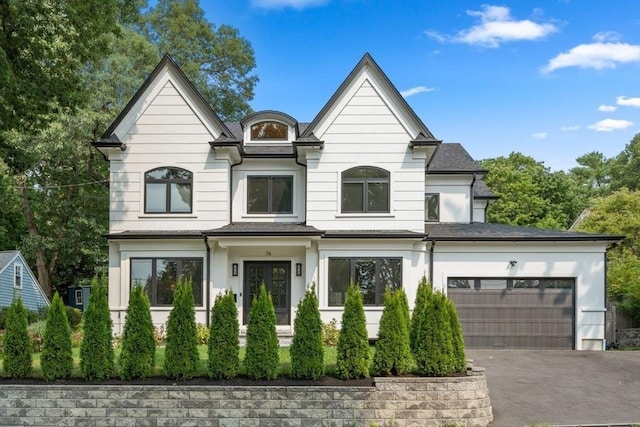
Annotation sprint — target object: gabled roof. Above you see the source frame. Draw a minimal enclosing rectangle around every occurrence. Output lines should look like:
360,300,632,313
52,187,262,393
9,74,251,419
428,143,486,174
299,53,441,145
96,54,234,145
0,250,19,274
425,223,622,242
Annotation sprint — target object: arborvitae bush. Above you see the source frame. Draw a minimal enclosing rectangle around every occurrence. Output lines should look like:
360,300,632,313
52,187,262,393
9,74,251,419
244,284,279,380
164,278,199,380
119,285,156,380
373,289,413,376
290,285,324,380
410,277,432,354
397,287,410,335
208,290,240,380
2,298,32,378
447,297,467,373
414,292,456,376
335,284,370,379
41,293,73,381
80,274,114,380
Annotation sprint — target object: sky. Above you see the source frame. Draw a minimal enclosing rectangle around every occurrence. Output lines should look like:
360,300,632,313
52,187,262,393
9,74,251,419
203,0,640,171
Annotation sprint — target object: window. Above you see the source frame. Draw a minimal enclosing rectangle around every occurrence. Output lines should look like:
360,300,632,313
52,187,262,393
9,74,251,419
425,193,439,222
13,264,22,289
247,175,293,214
130,258,203,306
250,121,288,140
341,167,390,213
328,257,402,306
447,277,574,291
75,289,83,306
145,167,192,214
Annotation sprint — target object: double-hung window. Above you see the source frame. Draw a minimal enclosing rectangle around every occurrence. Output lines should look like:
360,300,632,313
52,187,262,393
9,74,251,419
130,258,203,306
247,175,293,214
425,193,439,222
13,264,22,289
145,167,193,214
328,257,402,306
341,167,390,213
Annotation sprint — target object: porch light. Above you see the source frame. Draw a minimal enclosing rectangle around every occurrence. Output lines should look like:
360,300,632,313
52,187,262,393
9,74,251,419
296,263,302,276
232,263,238,276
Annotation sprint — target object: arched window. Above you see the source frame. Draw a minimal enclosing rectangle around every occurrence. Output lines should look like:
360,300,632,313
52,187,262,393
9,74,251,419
250,121,288,140
145,167,192,214
341,166,390,213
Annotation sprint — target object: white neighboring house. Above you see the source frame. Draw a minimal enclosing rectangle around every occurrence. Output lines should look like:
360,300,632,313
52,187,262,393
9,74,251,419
94,53,620,350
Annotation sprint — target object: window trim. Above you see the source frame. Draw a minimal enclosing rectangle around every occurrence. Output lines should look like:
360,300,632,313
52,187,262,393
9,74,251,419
250,120,289,141
341,166,391,214
425,193,440,222
75,289,83,306
246,175,294,215
144,167,193,214
13,264,23,289
327,257,402,307
130,257,204,307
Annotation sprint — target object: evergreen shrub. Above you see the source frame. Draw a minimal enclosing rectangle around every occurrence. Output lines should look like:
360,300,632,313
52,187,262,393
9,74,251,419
119,284,156,380
414,291,456,376
2,298,32,378
80,274,114,380
244,284,279,380
447,297,467,373
290,285,324,380
41,293,73,381
373,289,413,375
410,277,432,354
164,278,199,380
335,284,370,379
208,290,240,380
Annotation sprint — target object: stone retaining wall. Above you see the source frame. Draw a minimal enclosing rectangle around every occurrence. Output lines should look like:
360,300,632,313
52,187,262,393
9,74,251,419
0,374,492,427
617,328,640,348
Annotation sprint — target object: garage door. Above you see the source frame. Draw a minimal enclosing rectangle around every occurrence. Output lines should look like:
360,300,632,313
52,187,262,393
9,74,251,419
448,278,575,350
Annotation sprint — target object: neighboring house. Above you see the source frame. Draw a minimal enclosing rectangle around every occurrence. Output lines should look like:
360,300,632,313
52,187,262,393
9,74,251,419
0,251,50,312
94,53,620,350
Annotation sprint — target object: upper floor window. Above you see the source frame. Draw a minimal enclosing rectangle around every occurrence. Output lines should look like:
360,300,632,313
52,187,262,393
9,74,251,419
14,264,22,289
425,193,439,222
250,121,288,140
341,167,390,213
145,167,192,214
247,175,293,214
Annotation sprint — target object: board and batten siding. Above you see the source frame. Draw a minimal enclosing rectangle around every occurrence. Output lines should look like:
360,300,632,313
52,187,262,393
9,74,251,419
0,255,49,311
306,79,426,232
109,81,230,233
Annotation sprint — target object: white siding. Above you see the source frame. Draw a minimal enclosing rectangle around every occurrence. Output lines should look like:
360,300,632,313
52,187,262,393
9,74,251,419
473,199,488,223
425,175,472,223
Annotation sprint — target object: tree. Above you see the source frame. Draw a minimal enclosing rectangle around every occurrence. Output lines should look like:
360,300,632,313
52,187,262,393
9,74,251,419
410,277,432,354
164,278,199,380
335,284,370,380
207,290,240,380
119,284,156,380
372,289,413,376
142,0,258,121
80,275,114,380
290,285,324,380
244,284,279,380
414,292,456,377
569,151,612,200
1,297,32,378
41,293,73,381
610,133,640,191
446,297,466,373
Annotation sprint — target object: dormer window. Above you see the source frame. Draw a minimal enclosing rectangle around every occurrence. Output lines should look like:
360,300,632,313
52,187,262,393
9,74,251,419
250,121,288,140
145,167,192,214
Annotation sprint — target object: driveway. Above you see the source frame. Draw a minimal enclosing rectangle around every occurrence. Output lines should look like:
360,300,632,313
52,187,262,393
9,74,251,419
466,350,640,427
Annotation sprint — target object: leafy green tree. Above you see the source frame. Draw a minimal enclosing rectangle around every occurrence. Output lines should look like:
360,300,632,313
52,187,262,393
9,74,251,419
410,277,432,354
80,275,114,380
373,289,413,376
41,293,73,381
335,284,370,380
119,284,156,380
164,278,199,380
610,133,640,191
414,292,456,377
244,284,279,380
2,297,32,378
207,290,240,380
290,285,324,380
569,151,612,200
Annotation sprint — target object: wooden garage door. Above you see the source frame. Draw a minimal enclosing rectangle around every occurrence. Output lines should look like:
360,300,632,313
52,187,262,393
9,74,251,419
448,278,575,350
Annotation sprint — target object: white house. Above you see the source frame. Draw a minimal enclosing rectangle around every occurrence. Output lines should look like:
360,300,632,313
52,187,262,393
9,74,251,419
94,53,619,350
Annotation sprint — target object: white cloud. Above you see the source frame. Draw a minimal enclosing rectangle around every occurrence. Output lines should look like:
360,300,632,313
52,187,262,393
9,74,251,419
532,132,548,139
598,104,618,112
587,119,634,132
426,5,558,48
560,125,581,131
250,0,329,9
542,34,640,73
400,86,436,98
617,96,640,108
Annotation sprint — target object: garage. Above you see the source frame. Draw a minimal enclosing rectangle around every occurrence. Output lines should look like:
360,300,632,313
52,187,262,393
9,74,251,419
447,278,575,350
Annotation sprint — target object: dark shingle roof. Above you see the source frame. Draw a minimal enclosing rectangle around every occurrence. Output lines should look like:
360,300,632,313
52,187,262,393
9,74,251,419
425,222,622,242
323,230,426,239
106,231,204,240
428,143,485,174
204,223,323,236
474,179,497,199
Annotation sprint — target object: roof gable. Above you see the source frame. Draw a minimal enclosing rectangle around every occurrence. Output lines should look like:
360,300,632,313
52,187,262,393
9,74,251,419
0,250,19,275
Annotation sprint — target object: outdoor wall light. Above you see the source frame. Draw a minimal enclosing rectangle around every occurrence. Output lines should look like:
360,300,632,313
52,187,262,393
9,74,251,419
296,263,302,276
508,260,518,267
232,263,238,276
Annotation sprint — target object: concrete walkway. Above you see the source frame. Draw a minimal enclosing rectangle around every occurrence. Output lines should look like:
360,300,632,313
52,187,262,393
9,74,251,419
467,350,640,427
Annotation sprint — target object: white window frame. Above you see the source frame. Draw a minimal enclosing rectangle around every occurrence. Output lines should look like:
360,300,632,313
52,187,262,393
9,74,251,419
13,264,23,289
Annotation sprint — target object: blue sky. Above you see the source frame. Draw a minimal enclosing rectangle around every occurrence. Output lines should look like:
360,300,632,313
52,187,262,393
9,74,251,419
204,0,640,171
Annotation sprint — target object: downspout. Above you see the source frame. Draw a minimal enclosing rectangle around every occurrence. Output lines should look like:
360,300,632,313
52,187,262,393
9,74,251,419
203,236,211,327
294,145,308,223
603,250,608,349
229,153,244,224
470,172,477,223
429,240,436,285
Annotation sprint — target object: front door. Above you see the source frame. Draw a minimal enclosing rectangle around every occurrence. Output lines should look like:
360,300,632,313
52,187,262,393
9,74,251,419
243,261,290,325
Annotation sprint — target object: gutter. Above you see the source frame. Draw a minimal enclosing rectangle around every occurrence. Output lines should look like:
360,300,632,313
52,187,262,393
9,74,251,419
203,236,211,328
470,172,477,223
429,240,435,284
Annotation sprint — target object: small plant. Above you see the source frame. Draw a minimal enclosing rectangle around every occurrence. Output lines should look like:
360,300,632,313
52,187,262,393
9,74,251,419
80,274,115,381
119,284,156,380
27,320,46,352
335,283,370,379
196,323,210,345
64,306,83,330
244,284,279,380
373,288,413,376
41,292,73,381
290,285,324,380
164,278,199,380
2,297,32,378
153,324,166,346
208,290,240,380
321,318,340,346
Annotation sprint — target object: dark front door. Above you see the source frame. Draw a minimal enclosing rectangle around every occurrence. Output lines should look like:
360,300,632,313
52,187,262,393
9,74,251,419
244,261,290,325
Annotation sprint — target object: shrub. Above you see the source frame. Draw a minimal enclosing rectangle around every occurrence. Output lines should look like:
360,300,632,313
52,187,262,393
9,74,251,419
80,274,114,381
447,297,467,373
0,306,46,330
321,319,340,346
65,306,83,330
119,285,156,380
41,293,73,381
207,290,240,380
2,298,32,378
196,323,210,345
290,285,324,380
335,284,370,379
373,289,413,376
153,324,167,346
414,291,456,376
27,320,46,352
164,278,199,380
244,284,279,380
410,277,432,354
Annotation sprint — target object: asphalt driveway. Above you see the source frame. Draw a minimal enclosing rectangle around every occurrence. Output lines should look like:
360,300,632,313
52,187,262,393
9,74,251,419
467,350,640,427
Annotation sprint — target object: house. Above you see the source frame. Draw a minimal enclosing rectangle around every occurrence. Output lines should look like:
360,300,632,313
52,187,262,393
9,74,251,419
93,53,620,350
0,251,50,312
